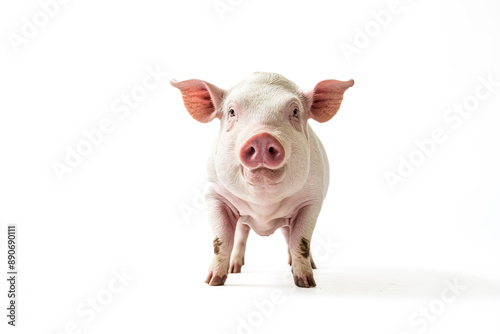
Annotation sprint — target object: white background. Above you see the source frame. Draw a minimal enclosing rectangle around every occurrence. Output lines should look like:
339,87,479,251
1,0,499,333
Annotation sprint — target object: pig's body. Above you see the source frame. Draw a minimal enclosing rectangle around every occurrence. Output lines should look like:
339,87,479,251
206,124,329,237
171,72,353,287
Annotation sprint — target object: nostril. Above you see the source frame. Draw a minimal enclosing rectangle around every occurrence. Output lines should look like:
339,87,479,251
268,146,281,160
240,132,284,168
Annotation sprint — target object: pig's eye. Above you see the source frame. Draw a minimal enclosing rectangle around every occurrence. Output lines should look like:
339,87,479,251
292,108,299,117
229,109,236,117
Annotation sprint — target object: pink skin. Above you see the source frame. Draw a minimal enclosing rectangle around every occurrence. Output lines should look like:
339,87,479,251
204,196,237,286
229,222,251,273
239,132,285,169
239,132,286,186
281,226,317,269
171,73,353,288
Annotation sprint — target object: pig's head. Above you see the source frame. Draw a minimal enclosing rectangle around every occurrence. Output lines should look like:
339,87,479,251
171,72,353,203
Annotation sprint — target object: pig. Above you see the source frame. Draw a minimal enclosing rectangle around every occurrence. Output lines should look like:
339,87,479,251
171,72,353,288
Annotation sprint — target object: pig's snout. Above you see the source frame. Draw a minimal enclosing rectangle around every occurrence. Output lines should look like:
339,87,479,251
240,133,285,169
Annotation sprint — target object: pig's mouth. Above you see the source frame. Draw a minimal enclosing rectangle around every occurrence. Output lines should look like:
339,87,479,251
241,165,286,186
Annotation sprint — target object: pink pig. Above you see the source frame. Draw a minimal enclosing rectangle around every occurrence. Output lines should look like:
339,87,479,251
171,72,353,288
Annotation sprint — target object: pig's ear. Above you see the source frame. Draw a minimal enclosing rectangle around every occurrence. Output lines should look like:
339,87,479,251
306,79,354,123
170,79,225,123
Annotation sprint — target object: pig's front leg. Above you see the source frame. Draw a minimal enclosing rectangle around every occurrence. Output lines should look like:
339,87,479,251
289,204,322,288
229,220,250,273
204,196,238,286
281,226,316,269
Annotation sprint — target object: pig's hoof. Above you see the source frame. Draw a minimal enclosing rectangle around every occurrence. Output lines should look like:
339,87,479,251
229,262,243,273
310,256,317,269
292,263,316,288
205,271,227,286
293,273,316,288
229,255,245,273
